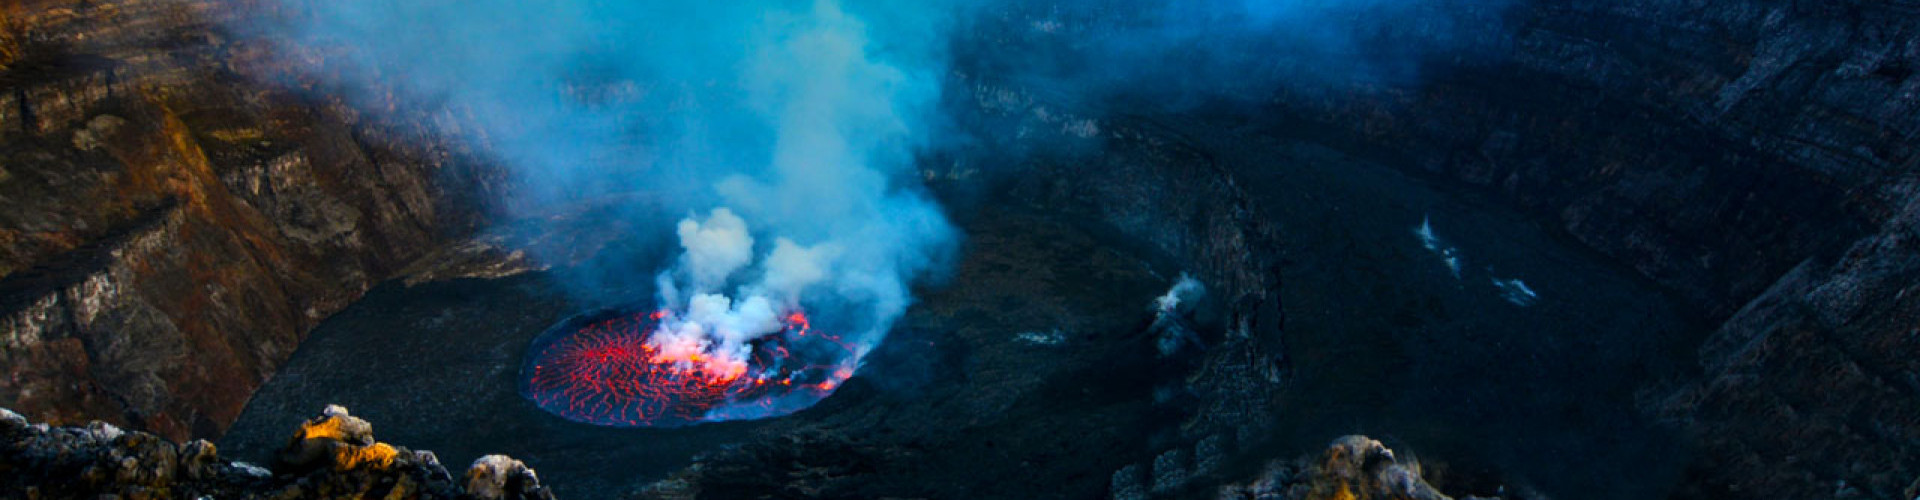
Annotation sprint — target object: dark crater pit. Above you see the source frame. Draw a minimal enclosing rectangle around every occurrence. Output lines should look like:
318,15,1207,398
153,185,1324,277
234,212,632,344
225,204,1190,498
222,103,1697,499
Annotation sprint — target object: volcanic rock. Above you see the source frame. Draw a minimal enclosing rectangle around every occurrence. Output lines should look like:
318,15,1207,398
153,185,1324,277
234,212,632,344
466,455,553,500
1215,436,1492,500
0,403,552,499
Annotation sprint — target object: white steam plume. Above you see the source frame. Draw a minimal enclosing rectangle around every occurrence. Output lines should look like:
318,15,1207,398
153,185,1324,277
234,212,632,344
1156,273,1206,314
673,208,756,293
644,0,957,389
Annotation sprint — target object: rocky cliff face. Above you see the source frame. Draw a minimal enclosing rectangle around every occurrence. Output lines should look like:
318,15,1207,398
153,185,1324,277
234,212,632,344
0,0,499,441
1233,2,1919,497
1154,1,1917,497
1318,0,1906,316
959,0,1919,496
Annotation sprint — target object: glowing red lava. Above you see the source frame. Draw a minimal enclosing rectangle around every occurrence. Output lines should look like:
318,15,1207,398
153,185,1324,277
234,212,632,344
521,307,857,427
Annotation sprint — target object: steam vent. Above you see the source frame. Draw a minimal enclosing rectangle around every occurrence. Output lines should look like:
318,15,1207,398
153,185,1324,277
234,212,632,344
3,0,1918,499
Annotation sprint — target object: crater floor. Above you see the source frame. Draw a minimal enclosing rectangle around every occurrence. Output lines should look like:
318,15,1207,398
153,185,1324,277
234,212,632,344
225,115,1702,499
222,204,1177,499
1156,110,1703,499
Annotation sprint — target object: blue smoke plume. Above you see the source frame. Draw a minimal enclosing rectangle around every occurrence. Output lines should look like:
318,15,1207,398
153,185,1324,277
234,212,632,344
246,0,1506,421
258,0,960,328
958,0,1512,107
248,0,964,420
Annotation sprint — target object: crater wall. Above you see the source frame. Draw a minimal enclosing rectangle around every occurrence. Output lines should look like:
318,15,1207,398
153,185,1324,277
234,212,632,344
0,0,501,441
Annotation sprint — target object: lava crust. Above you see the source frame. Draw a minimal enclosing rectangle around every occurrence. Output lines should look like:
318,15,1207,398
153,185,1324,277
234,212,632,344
522,308,852,427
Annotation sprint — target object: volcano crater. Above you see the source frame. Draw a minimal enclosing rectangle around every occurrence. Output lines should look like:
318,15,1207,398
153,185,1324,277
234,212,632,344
219,119,1285,498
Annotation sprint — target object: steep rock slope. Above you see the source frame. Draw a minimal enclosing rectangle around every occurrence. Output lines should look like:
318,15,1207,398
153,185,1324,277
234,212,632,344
964,0,1918,496
0,0,499,441
1244,2,1920,497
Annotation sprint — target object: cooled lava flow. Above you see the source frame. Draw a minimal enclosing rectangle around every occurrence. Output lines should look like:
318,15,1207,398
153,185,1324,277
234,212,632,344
521,308,856,427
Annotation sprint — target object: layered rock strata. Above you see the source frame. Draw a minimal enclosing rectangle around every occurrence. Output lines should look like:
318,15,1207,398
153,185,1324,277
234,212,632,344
0,0,500,440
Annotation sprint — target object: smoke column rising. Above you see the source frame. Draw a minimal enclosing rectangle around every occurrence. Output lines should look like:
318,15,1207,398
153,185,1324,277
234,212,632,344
253,0,1507,421
255,0,960,420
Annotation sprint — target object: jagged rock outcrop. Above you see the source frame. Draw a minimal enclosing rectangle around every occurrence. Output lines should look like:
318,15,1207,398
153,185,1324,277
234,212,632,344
0,404,554,499
1211,436,1495,500
0,0,501,441
1658,192,1920,499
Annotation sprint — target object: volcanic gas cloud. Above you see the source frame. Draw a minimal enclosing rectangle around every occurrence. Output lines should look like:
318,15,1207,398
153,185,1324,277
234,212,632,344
524,209,887,426
269,0,959,425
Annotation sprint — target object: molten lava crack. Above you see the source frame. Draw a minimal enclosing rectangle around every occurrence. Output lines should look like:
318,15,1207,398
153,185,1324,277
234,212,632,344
522,308,856,427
